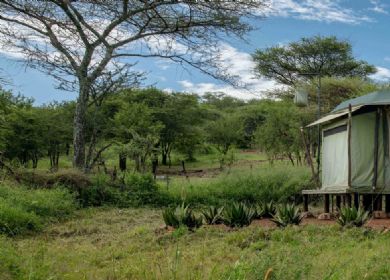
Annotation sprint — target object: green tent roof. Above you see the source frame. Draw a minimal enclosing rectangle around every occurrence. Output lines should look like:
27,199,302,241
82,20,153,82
332,90,390,112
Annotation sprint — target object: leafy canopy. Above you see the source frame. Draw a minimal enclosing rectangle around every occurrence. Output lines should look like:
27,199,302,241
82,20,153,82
253,36,376,86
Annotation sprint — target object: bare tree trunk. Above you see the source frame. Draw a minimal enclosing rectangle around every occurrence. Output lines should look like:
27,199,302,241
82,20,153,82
73,84,89,169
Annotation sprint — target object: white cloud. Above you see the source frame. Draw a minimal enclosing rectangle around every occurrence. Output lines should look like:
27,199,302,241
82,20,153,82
369,0,388,14
370,66,390,82
264,0,373,24
178,43,281,100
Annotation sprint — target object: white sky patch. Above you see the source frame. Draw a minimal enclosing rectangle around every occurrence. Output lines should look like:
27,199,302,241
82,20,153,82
264,0,373,24
369,0,388,14
178,43,280,100
370,66,390,81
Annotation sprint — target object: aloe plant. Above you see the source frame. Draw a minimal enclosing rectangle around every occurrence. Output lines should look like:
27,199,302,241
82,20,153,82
222,202,255,227
201,206,224,225
254,201,276,219
337,207,370,227
272,203,303,227
163,203,202,229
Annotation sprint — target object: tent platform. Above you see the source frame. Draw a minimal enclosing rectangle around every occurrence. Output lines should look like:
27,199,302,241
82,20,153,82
302,189,390,195
301,189,390,214
302,189,349,195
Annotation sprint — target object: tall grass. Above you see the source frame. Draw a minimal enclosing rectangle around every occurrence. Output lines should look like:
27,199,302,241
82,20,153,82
160,165,313,206
0,183,77,235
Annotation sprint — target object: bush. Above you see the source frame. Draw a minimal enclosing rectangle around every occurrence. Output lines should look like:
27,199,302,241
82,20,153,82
272,203,303,227
163,203,202,229
337,207,370,228
0,184,76,235
162,166,312,206
0,199,42,235
202,206,224,225
15,169,91,191
222,202,256,228
255,201,276,219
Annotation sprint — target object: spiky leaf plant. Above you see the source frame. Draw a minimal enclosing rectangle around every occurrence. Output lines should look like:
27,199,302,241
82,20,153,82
202,206,224,225
261,201,277,218
337,207,370,227
272,203,303,227
163,203,202,229
222,202,256,227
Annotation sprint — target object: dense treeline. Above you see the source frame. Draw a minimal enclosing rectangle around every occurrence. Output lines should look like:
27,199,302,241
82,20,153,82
1,75,385,173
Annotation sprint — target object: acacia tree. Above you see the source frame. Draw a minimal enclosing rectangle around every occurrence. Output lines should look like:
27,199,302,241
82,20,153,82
253,36,376,87
0,0,265,170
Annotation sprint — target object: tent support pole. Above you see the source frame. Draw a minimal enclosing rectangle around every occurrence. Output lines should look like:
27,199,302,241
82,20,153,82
324,194,330,213
385,194,390,214
372,108,380,191
336,195,341,210
347,104,352,188
303,194,309,212
346,194,351,208
354,193,359,209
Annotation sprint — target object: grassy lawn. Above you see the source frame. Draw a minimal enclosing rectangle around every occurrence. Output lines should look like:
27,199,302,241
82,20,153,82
1,207,390,280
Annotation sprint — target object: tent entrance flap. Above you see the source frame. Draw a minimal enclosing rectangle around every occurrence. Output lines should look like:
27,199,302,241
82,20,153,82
322,125,349,190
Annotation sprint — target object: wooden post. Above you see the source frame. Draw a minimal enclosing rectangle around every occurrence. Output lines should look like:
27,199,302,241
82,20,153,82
347,104,352,187
324,194,330,213
336,195,341,209
385,194,390,214
374,195,382,211
363,194,373,212
303,194,309,212
354,193,359,209
372,108,380,191
346,194,352,208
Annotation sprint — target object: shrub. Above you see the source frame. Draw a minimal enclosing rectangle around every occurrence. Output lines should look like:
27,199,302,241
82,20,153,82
64,172,162,208
162,166,313,206
15,169,91,191
272,203,303,227
255,201,276,219
222,202,256,228
0,184,77,235
163,203,202,229
121,173,160,206
337,207,370,228
202,206,224,225
0,198,42,236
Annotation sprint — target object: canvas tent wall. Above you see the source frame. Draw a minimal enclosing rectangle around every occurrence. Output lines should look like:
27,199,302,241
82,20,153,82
308,91,390,194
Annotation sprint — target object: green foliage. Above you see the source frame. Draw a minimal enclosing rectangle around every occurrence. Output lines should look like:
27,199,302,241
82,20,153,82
201,206,224,225
0,184,76,235
120,172,160,206
272,203,303,227
300,77,379,114
255,101,307,163
337,207,370,228
255,201,276,218
253,35,376,86
163,166,312,206
222,202,256,228
0,199,42,236
163,203,202,229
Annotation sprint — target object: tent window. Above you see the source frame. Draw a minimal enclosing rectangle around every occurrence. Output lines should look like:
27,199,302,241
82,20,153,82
324,125,347,137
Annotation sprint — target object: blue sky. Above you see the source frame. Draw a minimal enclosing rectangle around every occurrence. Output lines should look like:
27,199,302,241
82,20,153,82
1,0,390,104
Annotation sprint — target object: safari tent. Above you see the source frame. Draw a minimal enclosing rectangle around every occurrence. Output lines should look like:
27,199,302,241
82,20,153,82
302,90,390,213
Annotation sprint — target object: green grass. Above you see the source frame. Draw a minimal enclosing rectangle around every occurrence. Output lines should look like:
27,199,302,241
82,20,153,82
30,148,268,172
1,207,390,280
0,183,77,235
160,163,313,206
